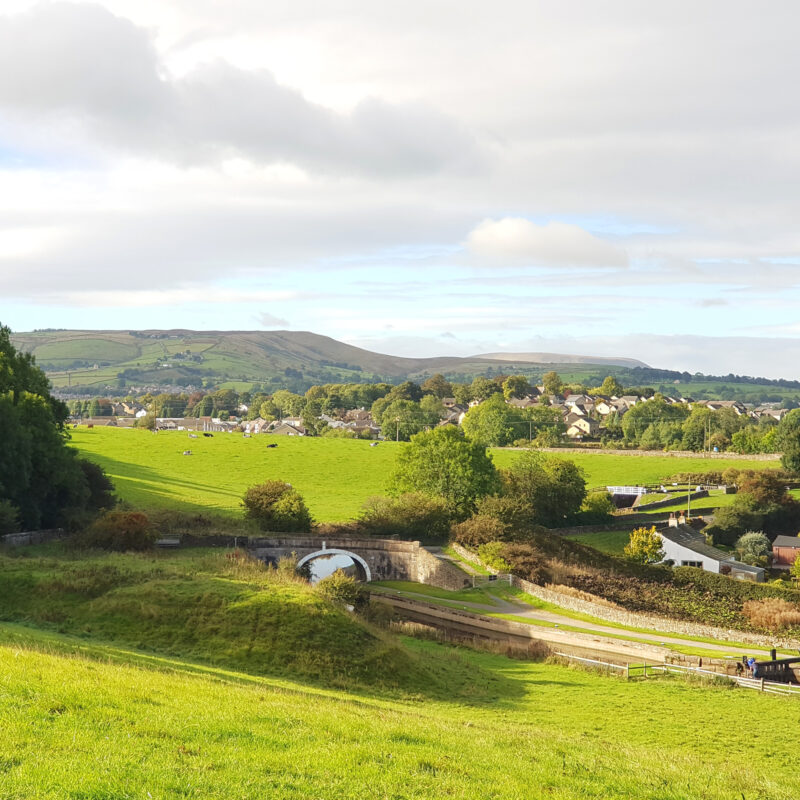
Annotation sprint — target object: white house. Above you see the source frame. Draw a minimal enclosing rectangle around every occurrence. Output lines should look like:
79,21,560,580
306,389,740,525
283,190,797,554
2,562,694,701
657,523,764,581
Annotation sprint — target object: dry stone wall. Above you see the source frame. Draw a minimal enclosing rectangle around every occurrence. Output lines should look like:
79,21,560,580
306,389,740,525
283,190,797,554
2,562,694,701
452,543,800,649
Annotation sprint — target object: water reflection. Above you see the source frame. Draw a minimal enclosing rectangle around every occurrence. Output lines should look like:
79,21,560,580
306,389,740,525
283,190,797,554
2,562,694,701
308,554,364,584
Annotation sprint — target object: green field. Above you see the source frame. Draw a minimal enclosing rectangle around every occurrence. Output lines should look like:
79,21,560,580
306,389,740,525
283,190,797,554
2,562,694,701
69,428,779,521
564,529,632,555
1,547,799,798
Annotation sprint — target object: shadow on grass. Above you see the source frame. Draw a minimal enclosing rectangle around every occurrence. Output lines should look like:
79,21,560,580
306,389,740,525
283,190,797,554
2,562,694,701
0,621,531,710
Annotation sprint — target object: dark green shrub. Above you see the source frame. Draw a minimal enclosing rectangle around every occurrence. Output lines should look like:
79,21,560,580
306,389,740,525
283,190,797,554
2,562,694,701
77,511,155,551
0,500,20,535
359,493,451,541
451,515,509,547
242,481,312,532
315,569,366,609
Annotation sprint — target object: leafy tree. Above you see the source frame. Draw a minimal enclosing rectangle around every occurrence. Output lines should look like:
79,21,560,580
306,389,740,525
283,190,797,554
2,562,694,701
778,409,800,474
393,426,499,519
592,375,624,397
387,381,423,402
376,399,435,441
358,493,451,540
578,491,615,524
502,375,532,400
242,480,312,532
541,371,563,396
624,526,665,564
502,452,587,527
270,390,305,417
735,531,771,566
461,395,520,446
421,374,453,399
451,514,509,547
470,376,502,402
0,325,114,530
0,499,20,535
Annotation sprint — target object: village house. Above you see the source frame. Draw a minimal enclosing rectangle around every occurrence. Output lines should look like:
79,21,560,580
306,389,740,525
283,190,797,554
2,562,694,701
657,522,765,581
565,416,599,439
771,536,800,570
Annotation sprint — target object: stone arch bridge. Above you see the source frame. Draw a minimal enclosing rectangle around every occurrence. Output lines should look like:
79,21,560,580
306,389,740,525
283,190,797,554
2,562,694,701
249,535,469,590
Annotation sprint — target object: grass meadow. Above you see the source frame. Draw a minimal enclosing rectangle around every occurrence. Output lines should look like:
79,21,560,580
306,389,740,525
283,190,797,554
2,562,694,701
69,428,776,522
1,546,800,799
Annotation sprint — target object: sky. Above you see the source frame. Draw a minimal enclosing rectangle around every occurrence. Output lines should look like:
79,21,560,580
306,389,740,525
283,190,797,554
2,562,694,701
2,1,800,378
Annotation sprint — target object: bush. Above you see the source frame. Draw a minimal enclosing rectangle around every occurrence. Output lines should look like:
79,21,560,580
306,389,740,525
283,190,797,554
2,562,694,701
735,531,771,566
0,500,20,535
77,511,155,551
359,493,451,541
315,569,366,608
476,541,511,572
242,481,312,532
742,598,800,630
451,515,509,547
623,526,665,564
576,491,615,525
474,494,537,533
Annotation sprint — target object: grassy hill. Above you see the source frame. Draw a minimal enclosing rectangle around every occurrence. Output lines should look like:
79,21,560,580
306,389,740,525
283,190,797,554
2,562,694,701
0,546,798,798
69,428,777,521
8,328,648,392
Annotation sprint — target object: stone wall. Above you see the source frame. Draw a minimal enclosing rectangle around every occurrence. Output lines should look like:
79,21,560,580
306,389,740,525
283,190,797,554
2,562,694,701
509,575,800,649
1,528,64,547
249,535,471,589
454,542,800,650
416,546,472,591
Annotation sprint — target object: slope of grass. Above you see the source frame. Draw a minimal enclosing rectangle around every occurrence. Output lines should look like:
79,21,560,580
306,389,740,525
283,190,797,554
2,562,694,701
0,546,495,699
563,529,631,555
2,622,800,798
69,428,776,522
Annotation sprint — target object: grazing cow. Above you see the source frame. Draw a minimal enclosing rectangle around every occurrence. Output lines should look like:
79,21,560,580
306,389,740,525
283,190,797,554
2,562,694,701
203,432,213,438
188,433,198,439
369,442,379,447
266,443,278,448
182,450,192,455
87,423,94,429
243,433,251,438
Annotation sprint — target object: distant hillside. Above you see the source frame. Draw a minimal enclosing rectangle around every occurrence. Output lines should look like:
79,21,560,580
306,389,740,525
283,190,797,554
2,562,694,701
477,352,648,368
11,328,800,403
11,329,650,392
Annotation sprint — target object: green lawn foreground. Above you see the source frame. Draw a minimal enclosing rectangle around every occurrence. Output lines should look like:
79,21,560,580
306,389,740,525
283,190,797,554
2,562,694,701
2,625,800,799
69,427,777,522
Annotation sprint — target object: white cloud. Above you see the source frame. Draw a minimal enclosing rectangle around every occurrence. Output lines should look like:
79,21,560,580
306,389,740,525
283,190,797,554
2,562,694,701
465,218,628,268
0,3,482,176
255,311,289,327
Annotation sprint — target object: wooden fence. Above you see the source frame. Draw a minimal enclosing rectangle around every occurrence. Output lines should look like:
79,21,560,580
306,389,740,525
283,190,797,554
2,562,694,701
553,651,800,697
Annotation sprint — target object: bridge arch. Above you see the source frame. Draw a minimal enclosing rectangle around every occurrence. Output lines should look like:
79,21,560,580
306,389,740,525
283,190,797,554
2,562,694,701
296,548,372,582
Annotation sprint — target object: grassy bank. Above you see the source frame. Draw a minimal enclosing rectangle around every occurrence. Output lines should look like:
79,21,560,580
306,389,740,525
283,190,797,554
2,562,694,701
1,622,799,798
69,428,776,521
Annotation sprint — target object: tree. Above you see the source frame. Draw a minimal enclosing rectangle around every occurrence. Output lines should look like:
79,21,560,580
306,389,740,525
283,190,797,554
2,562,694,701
502,375,532,400
735,531,771,566
595,375,624,397
502,451,587,527
359,493,451,540
541,371,563,396
461,395,520,446
624,526,665,564
393,426,499,519
242,481,312,532
470,376,502,402
778,409,800,474
421,374,453,399
0,325,113,530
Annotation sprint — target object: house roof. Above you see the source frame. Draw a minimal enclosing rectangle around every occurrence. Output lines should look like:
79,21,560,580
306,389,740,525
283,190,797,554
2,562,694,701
773,535,800,549
659,526,764,575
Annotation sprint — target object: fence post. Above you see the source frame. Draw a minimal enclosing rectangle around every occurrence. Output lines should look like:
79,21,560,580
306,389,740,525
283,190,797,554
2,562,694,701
761,677,765,692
